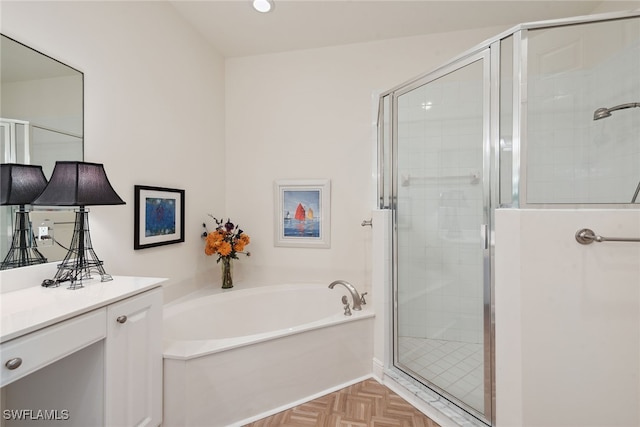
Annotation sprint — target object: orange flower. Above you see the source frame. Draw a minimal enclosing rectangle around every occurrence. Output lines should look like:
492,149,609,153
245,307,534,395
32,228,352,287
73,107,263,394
234,240,246,252
205,234,215,246
217,241,232,257
203,216,251,261
205,231,225,256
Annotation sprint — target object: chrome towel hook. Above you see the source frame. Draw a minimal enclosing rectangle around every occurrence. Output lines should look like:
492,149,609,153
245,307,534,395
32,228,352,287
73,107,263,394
575,228,640,245
361,219,372,227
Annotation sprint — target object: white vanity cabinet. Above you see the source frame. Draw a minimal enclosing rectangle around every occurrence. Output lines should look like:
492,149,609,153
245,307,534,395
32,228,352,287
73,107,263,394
0,275,165,427
105,288,162,427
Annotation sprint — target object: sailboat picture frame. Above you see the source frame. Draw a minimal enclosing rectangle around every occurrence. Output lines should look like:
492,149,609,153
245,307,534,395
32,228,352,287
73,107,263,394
274,179,331,248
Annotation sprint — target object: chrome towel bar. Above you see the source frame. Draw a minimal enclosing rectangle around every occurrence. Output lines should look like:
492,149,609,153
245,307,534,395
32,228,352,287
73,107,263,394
575,228,640,245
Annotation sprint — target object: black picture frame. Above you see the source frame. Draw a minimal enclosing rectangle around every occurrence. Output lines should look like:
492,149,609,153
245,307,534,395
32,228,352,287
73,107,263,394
134,185,185,250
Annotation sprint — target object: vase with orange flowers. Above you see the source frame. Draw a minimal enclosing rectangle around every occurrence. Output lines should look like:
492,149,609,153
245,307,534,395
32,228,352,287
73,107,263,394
202,215,251,289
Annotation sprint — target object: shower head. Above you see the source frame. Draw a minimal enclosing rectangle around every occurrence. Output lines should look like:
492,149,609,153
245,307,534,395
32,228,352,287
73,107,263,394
593,107,612,120
593,102,640,120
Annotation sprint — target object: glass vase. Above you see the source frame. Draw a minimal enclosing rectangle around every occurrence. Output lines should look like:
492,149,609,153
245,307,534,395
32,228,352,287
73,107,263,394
220,257,233,289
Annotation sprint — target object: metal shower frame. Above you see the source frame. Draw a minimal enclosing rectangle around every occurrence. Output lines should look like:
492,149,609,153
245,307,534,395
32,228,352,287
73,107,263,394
376,9,640,427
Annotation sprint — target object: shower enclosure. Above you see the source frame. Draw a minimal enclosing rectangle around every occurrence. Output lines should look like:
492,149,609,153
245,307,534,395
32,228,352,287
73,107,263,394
377,11,639,425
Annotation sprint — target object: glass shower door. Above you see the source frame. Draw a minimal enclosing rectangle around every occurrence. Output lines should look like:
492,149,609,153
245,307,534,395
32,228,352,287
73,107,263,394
393,51,490,420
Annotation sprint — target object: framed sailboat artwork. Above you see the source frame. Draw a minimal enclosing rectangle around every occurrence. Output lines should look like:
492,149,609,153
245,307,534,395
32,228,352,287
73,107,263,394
274,179,331,248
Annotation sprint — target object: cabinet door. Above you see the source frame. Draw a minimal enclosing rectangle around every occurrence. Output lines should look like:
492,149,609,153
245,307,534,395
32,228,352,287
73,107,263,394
105,288,163,427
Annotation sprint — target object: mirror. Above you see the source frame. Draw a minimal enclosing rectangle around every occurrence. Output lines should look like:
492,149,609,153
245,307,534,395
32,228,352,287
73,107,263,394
1,34,84,268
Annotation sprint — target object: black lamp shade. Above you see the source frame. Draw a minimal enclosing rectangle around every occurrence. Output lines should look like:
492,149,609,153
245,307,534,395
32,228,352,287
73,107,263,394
32,161,125,207
0,163,48,206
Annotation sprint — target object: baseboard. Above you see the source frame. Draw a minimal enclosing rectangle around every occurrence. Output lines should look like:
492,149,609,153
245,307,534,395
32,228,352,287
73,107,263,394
230,374,374,427
372,357,385,381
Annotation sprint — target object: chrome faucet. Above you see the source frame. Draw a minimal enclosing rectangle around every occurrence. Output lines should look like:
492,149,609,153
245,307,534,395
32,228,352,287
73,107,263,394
329,280,363,311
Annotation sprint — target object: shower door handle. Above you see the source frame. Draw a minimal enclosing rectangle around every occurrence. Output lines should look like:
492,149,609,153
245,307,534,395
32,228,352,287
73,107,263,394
481,224,488,249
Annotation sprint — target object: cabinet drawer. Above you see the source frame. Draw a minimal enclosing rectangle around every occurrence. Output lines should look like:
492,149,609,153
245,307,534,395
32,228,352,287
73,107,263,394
0,309,106,387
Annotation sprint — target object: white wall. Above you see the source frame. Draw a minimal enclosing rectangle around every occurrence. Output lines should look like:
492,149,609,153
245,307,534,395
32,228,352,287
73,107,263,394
224,25,507,290
1,1,226,298
495,209,640,426
1,1,507,297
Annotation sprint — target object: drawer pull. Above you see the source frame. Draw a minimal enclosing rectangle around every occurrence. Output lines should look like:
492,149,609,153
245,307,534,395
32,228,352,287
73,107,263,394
116,315,128,324
5,358,23,370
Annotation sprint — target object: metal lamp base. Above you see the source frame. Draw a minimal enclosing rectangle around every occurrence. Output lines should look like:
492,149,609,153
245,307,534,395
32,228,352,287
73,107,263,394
47,209,113,290
0,209,47,270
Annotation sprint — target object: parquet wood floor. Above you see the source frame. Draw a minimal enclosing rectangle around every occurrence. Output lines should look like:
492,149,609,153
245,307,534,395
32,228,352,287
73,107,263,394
244,378,441,427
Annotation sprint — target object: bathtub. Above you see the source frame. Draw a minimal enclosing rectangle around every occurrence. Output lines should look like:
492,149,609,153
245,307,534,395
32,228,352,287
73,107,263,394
162,283,374,427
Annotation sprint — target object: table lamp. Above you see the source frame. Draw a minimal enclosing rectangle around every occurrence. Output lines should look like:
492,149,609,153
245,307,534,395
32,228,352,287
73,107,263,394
0,163,49,269
32,161,125,289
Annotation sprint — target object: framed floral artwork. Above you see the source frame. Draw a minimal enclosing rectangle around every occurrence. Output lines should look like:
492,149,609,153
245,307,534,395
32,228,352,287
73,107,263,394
274,179,330,248
134,185,185,250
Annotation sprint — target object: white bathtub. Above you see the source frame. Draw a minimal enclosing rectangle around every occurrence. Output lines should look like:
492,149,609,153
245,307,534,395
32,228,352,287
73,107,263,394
162,283,374,427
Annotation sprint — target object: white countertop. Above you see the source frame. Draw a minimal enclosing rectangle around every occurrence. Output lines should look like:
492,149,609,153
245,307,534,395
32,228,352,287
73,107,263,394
0,276,166,343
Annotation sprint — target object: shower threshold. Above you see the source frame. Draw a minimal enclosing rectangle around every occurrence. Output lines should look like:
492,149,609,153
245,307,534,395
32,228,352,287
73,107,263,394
383,368,490,427
386,336,491,427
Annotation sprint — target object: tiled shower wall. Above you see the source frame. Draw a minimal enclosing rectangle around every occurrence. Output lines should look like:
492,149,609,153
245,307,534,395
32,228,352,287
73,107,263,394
527,18,640,204
396,72,484,345
395,15,639,346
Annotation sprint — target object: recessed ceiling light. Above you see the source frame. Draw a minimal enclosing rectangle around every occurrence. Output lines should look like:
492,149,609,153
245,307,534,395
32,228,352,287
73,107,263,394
252,0,274,13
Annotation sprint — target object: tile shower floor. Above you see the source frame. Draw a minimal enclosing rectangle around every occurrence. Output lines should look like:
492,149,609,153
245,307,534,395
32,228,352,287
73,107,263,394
398,336,484,412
